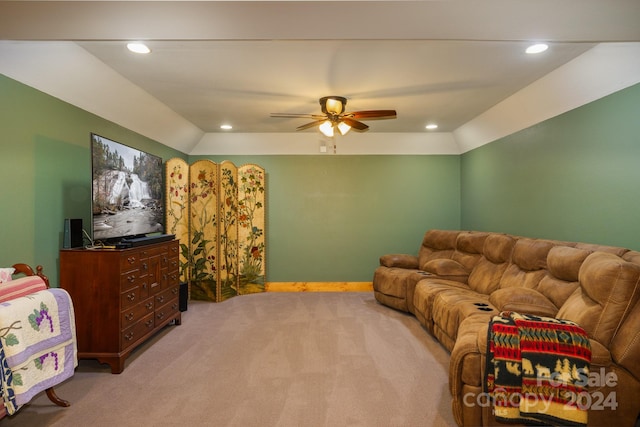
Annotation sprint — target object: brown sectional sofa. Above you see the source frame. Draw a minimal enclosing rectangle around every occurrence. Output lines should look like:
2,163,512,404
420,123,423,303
373,229,640,427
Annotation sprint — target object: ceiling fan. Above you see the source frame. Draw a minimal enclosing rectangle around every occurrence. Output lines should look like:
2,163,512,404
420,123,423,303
271,96,397,137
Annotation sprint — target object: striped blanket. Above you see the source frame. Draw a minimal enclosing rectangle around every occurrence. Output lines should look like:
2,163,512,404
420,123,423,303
485,311,591,426
0,288,77,415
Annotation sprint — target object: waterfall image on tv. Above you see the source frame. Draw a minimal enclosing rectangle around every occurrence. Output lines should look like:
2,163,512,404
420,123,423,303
91,134,165,242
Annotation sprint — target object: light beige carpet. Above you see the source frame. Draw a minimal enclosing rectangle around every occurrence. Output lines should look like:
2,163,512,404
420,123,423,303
3,292,456,426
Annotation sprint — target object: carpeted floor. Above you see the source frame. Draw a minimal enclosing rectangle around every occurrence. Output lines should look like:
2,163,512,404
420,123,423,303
3,292,456,426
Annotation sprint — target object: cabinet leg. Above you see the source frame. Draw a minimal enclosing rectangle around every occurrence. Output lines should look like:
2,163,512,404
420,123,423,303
96,356,125,374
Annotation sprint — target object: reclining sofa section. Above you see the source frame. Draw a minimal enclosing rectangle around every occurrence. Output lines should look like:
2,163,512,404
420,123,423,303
373,229,640,427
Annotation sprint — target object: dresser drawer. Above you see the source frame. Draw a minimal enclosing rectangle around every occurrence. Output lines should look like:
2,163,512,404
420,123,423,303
168,240,179,257
167,269,180,288
168,256,179,272
120,296,154,330
120,269,141,291
120,286,140,310
120,251,141,271
121,312,155,350
154,285,179,308
155,297,180,325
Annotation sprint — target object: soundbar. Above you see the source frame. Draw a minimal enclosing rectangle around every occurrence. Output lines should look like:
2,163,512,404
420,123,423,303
118,234,176,248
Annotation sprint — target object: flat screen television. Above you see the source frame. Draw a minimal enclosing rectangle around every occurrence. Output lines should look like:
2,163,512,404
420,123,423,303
90,133,165,244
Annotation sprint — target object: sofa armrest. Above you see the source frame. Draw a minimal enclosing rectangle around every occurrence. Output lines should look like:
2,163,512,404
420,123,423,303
449,316,489,427
488,287,559,318
379,254,418,269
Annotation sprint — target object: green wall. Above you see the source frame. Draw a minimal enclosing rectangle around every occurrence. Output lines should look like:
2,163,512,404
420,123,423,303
0,74,460,285
0,74,186,285
5,70,638,286
192,155,461,281
461,82,640,250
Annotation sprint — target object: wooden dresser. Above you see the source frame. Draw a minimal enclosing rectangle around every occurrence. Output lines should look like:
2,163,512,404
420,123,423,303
60,240,181,373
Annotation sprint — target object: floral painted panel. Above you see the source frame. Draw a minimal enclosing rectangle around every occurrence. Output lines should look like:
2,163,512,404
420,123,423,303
218,161,239,301
165,158,190,284
238,164,266,294
164,159,266,302
189,160,218,302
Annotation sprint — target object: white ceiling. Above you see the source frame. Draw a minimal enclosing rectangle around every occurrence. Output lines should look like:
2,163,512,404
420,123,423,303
76,39,595,133
1,1,639,154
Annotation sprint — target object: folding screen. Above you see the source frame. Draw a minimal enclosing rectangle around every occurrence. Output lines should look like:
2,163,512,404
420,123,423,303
165,158,266,302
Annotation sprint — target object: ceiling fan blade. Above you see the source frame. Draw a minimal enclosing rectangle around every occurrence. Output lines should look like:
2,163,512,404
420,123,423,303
349,110,397,120
341,117,369,131
296,120,326,131
271,113,325,119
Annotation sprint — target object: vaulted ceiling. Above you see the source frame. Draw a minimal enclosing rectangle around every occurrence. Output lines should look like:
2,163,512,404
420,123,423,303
1,1,639,154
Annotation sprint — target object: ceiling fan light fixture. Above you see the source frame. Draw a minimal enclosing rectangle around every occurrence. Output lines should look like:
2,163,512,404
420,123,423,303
319,120,334,137
337,121,351,135
320,96,347,115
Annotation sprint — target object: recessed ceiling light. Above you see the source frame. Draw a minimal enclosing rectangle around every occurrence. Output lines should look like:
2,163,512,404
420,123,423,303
126,42,151,54
425,124,438,130
220,124,233,130
526,43,549,54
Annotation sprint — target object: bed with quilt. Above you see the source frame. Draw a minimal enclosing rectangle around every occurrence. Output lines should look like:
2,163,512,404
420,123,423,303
0,263,77,418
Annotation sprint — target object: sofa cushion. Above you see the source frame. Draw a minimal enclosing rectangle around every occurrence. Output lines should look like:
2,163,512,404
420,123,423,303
489,287,558,317
557,251,640,347
418,229,459,269
483,233,515,263
0,275,47,302
452,232,489,271
413,278,472,331
547,246,590,282
431,289,497,351
466,234,516,294
512,238,555,271
537,246,590,308
498,239,554,291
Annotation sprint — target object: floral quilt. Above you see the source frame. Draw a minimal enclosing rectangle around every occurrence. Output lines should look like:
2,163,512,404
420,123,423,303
0,288,77,415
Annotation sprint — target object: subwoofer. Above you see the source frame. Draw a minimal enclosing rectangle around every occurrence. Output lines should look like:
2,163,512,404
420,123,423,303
63,218,83,248
179,282,188,312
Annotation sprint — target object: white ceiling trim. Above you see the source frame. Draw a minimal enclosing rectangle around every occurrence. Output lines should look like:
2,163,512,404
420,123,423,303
1,41,639,156
454,43,640,153
0,41,204,153
190,132,460,156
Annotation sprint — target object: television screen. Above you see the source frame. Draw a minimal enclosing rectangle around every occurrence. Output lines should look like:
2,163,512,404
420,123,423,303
91,133,165,243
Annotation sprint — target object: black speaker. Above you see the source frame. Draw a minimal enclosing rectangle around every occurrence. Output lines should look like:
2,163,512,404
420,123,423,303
179,282,188,312
63,218,83,248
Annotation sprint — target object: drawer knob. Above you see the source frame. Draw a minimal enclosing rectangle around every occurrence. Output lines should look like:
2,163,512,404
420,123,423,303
127,293,136,301
125,312,134,321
